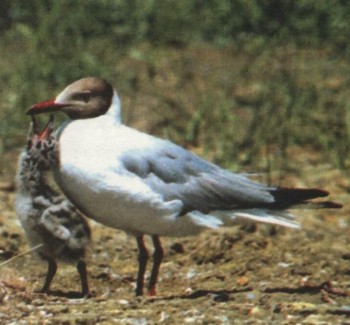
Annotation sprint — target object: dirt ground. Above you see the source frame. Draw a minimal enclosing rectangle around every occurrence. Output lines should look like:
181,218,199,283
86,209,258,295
0,158,349,324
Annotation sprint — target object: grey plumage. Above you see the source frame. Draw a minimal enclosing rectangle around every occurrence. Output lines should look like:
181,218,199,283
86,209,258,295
120,141,339,215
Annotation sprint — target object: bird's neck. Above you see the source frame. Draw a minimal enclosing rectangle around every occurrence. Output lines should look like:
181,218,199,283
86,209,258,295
105,91,122,124
17,152,57,199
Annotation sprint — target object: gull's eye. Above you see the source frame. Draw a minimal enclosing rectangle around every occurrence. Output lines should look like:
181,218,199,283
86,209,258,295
72,91,91,103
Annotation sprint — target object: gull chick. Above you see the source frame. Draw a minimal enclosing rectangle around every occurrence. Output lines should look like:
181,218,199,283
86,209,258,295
15,115,91,296
27,77,342,296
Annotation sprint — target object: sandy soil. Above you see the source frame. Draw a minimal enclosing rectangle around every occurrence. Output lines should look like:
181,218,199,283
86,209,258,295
0,162,349,324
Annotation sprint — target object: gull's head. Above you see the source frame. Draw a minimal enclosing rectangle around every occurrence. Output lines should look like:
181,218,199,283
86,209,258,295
27,77,119,120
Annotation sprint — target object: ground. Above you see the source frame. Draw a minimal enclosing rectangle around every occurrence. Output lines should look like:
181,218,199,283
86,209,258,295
0,158,349,324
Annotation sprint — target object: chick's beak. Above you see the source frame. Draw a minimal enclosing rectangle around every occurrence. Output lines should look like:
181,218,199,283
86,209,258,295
38,114,55,140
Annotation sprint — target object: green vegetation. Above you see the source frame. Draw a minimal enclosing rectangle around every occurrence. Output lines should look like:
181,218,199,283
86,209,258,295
1,0,350,178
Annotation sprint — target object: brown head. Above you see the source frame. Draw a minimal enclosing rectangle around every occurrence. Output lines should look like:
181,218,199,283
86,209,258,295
27,77,114,119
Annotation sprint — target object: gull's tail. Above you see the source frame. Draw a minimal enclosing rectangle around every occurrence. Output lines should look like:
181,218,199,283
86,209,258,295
187,187,342,232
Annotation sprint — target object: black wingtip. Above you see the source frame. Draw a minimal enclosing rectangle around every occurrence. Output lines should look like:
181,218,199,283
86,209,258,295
269,187,341,209
271,187,330,203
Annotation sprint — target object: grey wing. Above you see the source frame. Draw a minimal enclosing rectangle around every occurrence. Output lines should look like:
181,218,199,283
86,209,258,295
120,140,275,214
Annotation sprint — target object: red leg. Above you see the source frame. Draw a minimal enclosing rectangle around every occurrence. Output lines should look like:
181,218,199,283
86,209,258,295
135,235,149,296
148,235,164,296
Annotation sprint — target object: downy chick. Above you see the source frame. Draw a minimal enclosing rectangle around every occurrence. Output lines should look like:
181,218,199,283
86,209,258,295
15,115,91,296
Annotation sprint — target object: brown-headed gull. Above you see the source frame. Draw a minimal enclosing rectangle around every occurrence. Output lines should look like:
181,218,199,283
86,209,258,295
27,77,341,296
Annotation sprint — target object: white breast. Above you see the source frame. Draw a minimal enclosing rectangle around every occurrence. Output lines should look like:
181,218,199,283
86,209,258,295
55,117,195,236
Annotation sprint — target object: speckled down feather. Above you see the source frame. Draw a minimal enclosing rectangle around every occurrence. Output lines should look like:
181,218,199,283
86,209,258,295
15,117,91,262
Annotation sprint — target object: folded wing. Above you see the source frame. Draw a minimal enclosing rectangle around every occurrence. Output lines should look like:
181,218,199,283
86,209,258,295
120,140,341,215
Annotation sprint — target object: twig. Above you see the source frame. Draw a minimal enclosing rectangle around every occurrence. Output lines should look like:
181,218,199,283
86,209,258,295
0,244,43,267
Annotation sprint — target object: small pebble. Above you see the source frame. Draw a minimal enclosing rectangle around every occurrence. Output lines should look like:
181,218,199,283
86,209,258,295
184,287,193,294
246,292,256,300
118,299,129,305
186,269,197,279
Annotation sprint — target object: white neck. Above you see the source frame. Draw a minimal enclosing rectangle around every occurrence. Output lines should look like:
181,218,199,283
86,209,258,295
106,91,122,124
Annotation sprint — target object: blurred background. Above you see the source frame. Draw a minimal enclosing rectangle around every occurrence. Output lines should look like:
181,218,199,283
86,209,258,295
0,0,350,186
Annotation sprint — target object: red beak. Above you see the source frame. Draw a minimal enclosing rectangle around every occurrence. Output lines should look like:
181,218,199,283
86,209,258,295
27,99,66,115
